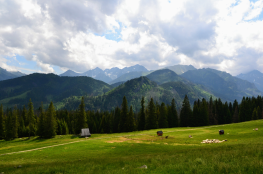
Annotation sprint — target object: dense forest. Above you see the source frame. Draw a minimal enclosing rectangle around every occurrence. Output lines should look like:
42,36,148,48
0,95,263,140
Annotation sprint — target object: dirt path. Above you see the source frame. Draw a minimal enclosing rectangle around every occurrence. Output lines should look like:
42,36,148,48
0,125,222,156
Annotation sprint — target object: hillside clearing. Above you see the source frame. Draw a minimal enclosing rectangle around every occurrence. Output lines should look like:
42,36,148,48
0,120,263,173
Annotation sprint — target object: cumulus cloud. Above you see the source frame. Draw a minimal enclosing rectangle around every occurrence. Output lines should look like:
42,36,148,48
0,0,263,75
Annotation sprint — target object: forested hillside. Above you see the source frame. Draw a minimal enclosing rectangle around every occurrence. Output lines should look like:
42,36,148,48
181,68,262,101
0,73,112,108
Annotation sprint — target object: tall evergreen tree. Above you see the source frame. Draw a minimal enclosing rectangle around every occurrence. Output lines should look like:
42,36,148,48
180,95,193,127
5,111,13,140
256,106,261,120
158,102,168,128
170,99,179,127
252,108,257,120
37,103,45,138
75,97,88,134
28,99,35,138
0,104,5,139
11,106,18,139
113,107,121,133
146,98,158,129
208,96,215,125
232,106,239,123
119,96,129,132
125,106,135,132
138,97,146,130
44,101,57,138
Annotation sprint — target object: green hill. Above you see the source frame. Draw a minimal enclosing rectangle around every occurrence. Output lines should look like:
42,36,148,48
181,68,262,101
146,69,186,84
109,71,152,84
0,73,112,108
165,64,196,74
63,76,216,111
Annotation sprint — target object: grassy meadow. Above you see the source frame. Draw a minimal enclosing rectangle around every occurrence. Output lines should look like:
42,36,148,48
0,120,263,173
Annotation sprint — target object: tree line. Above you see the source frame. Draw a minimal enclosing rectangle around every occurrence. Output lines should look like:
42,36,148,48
0,95,263,140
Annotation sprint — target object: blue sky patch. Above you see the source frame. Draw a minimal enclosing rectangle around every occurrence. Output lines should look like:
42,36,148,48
95,22,122,42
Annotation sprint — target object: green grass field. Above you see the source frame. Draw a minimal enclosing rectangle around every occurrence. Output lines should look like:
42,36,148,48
1,120,263,174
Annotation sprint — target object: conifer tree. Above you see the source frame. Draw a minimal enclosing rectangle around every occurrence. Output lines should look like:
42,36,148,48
200,99,209,126
45,101,57,138
252,108,257,120
28,99,35,138
158,102,168,128
75,97,88,134
119,96,129,132
0,104,5,139
146,98,158,129
11,106,18,139
180,95,193,127
256,106,261,120
170,99,178,127
5,111,13,140
113,107,121,133
37,103,45,138
138,97,146,130
125,106,135,132
192,101,200,126
232,106,239,123
208,96,214,125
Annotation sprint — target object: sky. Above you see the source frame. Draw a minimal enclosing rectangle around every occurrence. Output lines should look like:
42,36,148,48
0,0,263,75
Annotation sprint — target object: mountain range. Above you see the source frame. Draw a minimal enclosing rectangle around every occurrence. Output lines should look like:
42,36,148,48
237,70,263,93
0,64,263,110
0,67,25,81
60,64,149,83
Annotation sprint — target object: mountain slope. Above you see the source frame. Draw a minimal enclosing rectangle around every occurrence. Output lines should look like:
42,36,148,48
104,64,149,80
60,70,80,77
181,68,262,101
109,71,151,84
63,76,216,111
165,65,196,75
237,70,263,93
146,69,186,84
0,73,112,108
80,67,112,83
0,67,25,81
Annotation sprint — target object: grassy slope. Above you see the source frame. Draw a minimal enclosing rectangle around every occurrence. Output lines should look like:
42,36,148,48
1,120,263,173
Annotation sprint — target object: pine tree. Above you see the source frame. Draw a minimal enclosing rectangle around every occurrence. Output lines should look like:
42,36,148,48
232,106,239,123
256,106,261,120
45,101,57,138
252,108,257,120
5,111,13,140
146,98,158,129
192,101,200,126
208,96,214,125
75,97,88,134
170,99,178,127
158,102,168,128
0,104,5,139
119,96,129,132
138,97,146,130
28,99,35,138
180,95,193,127
37,103,45,138
11,106,18,139
124,106,135,132
113,107,121,133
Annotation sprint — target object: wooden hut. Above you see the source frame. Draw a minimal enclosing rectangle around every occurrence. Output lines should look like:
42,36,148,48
81,128,91,137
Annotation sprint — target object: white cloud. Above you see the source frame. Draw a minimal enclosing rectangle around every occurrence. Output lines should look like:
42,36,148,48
0,0,262,75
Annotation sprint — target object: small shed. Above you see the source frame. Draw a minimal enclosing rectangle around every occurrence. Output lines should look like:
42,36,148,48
157,131,163,136
219,130,224,135
81,128,91,137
